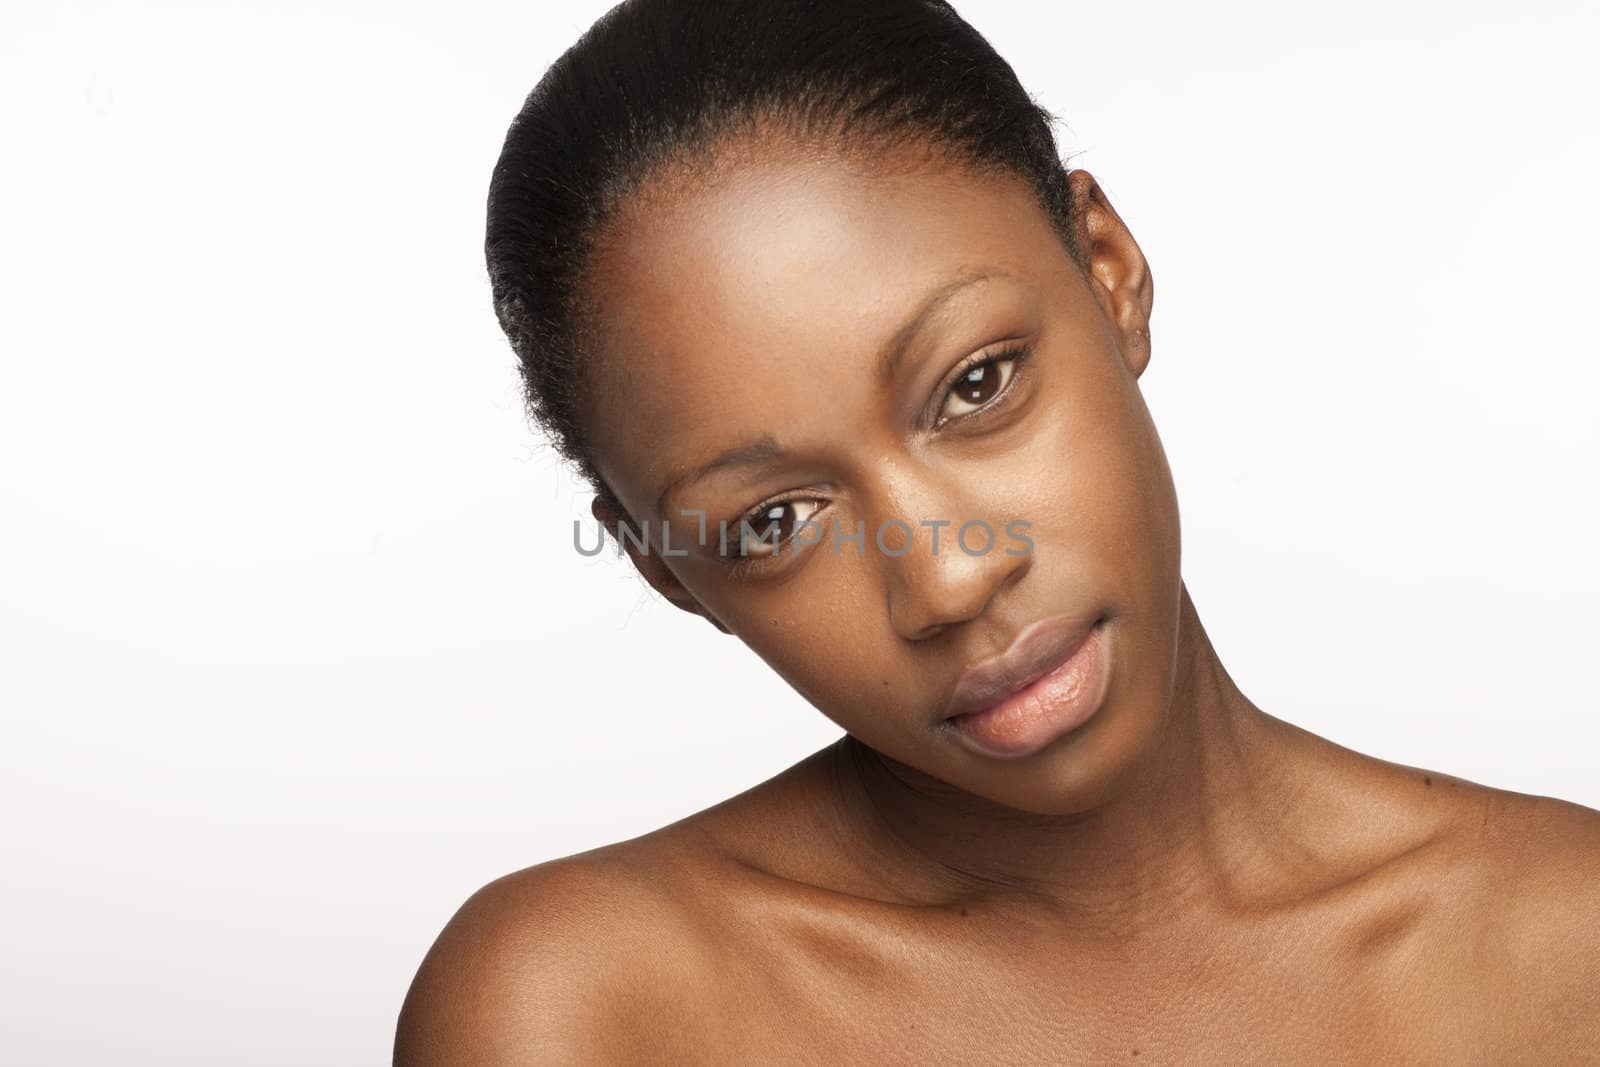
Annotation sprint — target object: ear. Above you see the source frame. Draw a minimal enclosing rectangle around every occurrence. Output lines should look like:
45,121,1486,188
1067,169,1155,378
590,493,732,636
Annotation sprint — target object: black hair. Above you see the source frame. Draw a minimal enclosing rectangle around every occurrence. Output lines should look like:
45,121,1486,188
485,0,1083,519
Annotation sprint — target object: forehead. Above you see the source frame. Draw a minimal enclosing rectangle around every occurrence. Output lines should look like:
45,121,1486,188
579,141,1069,517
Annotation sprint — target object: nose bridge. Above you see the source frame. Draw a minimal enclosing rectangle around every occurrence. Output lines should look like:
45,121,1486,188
864,461,1031,642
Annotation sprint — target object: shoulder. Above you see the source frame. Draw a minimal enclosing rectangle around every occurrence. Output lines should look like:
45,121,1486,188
1481,791,1600,1004
393,840,720,1066
392,744,853,1065
1439,785,1600,1052
1316,750,1600,1052
1456,785,1600,939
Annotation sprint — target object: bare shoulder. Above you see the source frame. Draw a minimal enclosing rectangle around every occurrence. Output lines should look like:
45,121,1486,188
1434,782,1600,1054
393,835,721,1066
1453,783,1600,940
1479,790,1600,996
1293,722,1600,1051
392,744,851,1065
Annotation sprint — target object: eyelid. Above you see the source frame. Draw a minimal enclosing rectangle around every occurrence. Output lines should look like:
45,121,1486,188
718,491,830,570
929,340,1035,429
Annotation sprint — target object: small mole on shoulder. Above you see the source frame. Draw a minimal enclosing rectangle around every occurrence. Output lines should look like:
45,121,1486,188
959,906,968,916
1424,775,1432,787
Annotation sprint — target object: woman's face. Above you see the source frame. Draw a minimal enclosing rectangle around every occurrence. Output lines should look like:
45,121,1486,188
579,137,1182,815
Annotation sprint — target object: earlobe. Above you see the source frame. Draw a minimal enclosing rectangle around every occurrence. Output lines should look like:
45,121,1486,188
1067,169,1155,378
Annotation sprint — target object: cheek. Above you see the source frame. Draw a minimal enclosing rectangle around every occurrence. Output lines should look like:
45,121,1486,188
728,600,920,745
978,347,1179,596
692,527,949,747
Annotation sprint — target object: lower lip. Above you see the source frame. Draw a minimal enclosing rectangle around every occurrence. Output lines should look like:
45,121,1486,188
946,620,1112,760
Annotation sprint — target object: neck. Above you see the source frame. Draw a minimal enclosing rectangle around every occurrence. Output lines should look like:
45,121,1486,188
829,582,1314,929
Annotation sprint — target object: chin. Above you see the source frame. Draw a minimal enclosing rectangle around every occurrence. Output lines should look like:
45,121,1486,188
943,671,1173,816
917,610,1172,814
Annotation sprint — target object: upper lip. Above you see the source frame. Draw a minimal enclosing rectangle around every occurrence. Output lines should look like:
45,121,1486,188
941,613,1102,720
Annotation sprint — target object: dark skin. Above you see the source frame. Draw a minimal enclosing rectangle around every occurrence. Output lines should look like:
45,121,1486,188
396,135,1600,1064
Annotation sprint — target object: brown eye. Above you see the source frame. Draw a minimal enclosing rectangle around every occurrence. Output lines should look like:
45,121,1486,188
730,498,823,559
940,354,1018,421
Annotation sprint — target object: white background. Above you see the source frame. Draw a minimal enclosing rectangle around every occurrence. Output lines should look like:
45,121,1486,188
2,0,1596,1062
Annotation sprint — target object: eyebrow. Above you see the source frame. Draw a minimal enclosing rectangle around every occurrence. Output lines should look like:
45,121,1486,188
875,267,1001,385
653,266,1006,516
655,435,786,516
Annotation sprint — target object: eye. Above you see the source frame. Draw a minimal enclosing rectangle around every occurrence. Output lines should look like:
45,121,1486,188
936,342,1032,426
723,496,825,563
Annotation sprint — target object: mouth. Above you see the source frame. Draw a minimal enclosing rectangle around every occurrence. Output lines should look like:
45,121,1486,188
941,615,1112,759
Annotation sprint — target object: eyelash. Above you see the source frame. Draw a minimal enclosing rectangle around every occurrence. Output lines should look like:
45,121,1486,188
720,494,822,580
719,340,1036,580
932,340,1034,429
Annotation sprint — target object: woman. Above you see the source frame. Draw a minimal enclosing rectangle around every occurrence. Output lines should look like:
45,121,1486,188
396,0,1600,1061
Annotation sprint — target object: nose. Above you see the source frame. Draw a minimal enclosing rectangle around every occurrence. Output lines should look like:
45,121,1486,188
880,513,1033,642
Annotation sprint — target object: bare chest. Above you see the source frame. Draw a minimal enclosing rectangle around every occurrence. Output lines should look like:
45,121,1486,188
684,907,1495,1065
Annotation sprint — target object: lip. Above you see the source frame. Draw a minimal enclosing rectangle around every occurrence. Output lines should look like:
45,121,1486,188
941,614,1111,759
